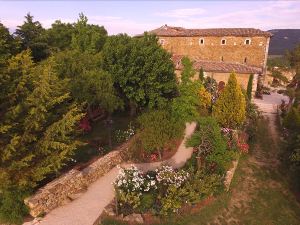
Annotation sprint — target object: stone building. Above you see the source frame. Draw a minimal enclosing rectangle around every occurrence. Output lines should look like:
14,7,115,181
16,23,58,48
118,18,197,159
144,25,272,90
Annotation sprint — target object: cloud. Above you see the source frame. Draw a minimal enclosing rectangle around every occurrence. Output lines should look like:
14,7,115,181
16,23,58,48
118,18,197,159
156,1,300,30
156,7,205,18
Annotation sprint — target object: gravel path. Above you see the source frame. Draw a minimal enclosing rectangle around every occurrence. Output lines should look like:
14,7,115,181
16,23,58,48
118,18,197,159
31,122,197,225
253,92,288,141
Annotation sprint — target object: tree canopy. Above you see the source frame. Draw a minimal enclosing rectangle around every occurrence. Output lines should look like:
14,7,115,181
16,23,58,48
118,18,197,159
102,33,178,115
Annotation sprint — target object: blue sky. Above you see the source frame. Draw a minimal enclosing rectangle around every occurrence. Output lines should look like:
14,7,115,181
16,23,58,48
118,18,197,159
1,1,299,35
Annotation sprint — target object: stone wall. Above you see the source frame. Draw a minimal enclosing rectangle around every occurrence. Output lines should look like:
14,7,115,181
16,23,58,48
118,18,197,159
159,36,269,69
24,141,131,217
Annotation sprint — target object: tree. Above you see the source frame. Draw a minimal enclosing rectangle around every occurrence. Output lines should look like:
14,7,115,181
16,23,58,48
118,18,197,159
102,33,177,116
287,44,300,70
199,67,205,83
15,13,49,61
72,69,123,148
0,22,19,66
213,73,246,128
71,13,107,54
171,57,202,122
138,109,183,159
198,86,212,115
45,20,75,51
0,52,83,222
246,73,254,100
283,107,300,131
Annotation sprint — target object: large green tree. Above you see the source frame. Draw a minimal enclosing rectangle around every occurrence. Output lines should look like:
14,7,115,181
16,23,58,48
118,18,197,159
0,51,83,223
213,73,246,128
0,22,19,66
45,20,75,52
102,33,177,115
71,13,107,54
15,13,49,61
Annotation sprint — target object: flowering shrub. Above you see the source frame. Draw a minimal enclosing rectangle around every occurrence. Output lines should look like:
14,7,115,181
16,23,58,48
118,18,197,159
156,166,189,188
221,128,249,154
114,122,135,143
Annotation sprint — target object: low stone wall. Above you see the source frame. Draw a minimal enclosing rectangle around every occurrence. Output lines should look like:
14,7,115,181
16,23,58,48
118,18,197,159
24,141,131,217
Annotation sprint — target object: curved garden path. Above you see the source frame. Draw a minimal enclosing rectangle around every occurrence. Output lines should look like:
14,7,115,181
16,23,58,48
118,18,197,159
28,122,197,225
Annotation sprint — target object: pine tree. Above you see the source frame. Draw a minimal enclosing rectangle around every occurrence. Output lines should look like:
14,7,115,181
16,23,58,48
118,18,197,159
212,73,246,128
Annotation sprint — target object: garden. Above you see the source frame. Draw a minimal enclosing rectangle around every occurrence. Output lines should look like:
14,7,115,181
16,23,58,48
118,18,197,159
0,13,258,224
100,62,257,224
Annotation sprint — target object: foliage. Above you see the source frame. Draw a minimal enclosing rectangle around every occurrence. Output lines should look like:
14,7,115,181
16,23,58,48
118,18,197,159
183,170,223,204
137,109,184,158
246,74,254,101
204,76,218,99
0,51,83,193
199,67,205,83
171,57,203,122
71,69,122,113
102,33,177,115
71,13,107,54
267,56,290,69
180,56,196,83
0,22,19,66
15,13,49,61
283,107,300,131
287,44,300,69
156,166,189,188
187,117,234,172
213,73,246,128
0,188,29,225
114,122,135,143
198,86,212,114
271,70,289,84
45,20,75,51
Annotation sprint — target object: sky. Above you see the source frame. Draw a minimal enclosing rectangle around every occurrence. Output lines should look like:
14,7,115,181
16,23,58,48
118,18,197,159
0,0,299,35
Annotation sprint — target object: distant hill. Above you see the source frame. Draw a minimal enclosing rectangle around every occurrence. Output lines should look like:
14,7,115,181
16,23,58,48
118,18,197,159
268,29,300,56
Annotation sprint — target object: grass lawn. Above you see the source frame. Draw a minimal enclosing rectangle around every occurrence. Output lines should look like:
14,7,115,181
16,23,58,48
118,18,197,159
101,118,300,225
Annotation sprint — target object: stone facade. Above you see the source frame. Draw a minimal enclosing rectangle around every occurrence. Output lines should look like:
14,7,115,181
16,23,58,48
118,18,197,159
24,141,131,217
160,36,270,69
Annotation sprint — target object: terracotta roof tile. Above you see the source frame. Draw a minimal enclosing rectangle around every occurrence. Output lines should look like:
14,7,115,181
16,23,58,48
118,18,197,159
147,25,272,37
172,55,263,74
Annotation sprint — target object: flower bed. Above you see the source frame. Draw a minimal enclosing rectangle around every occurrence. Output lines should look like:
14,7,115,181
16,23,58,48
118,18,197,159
101,117,248,224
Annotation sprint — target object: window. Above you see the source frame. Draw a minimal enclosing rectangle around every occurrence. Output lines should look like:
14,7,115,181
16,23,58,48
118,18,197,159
244,57,247,63
245,38,251,45
221,56,224,62
221,39,226,45
199,38,204,45
159,39,165,45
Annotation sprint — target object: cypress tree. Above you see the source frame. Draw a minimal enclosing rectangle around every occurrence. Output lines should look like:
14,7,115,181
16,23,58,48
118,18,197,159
212,73,246,128
246,73,254,100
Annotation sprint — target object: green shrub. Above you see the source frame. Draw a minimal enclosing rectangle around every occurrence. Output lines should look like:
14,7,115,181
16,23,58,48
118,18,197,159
139,193,156,212
0,188,29,225
187,117,234,172
137,109,184,159
283,107,300,131
212,73,246,128
184,170,223,204
246,74,254,101
159,184,189,215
